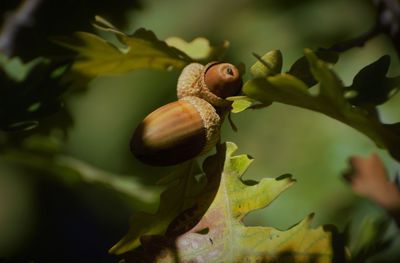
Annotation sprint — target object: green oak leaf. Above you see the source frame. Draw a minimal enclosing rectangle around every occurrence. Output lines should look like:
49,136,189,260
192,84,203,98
109,161,206,255
52,16,191,85
125,142,335,262
53,16,230,86
0,55,68,131
227,96,271,113
52,30,189,78
288,50,339,87
251,50,283,78
0,55,45,82
228,96,254,113
165,37,229,62
345,55,400,106
1,135,158,203
349,216,394,263
243,49,400,161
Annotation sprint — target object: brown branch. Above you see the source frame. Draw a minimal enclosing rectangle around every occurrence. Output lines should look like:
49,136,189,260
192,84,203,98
324,0,400,57
372,0,400,57
0,0,43,56
324,25,382,53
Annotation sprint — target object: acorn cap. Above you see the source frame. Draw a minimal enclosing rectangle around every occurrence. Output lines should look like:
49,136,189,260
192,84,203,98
180,96,221,154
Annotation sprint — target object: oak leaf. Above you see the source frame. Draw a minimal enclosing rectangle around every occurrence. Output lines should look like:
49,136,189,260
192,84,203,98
53,16,229,86
243,49,400,161
109,161,206,255
124,142,334,262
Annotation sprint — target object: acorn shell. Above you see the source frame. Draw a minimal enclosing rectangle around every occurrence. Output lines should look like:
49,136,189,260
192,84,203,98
130,96,220,166
177,62,241,108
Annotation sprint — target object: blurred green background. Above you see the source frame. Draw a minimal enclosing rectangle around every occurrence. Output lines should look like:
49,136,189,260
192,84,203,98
1,0,400,262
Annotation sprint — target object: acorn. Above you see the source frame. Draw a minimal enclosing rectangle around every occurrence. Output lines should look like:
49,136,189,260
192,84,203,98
131,96,221,166
177,62,242,108
130,62,242,166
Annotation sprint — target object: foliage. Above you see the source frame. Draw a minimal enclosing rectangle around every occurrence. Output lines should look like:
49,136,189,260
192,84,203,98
343,153,400,226
0,54,68,131
164,37,229,63
120,142,336,262
0,0,142,59
348,216,394,263
0,134,159,204
242,49,400,161
52,16,228,86
1,2,400,262
109,161,206,254
344,55,400,106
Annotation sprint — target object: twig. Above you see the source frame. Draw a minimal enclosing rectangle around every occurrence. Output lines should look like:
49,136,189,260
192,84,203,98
0,0,43,56
324,0,400,56
372,0,400,56
324,25,382,53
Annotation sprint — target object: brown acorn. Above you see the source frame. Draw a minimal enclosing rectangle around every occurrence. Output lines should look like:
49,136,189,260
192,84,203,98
177,62,242,108
130,96,220,166
131,61,242,166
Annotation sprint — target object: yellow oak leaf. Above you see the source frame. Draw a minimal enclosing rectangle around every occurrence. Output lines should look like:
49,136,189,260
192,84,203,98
123,142,335,262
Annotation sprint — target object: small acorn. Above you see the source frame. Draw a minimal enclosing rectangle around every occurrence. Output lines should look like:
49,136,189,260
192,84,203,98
131,96,220,166
131,61,242,166
177,62,242,108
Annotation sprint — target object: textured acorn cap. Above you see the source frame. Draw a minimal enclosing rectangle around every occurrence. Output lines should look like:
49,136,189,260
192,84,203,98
180,96,221,154
177,62,239,108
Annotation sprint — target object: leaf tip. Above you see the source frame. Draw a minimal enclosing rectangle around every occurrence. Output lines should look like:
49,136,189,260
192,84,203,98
108,242,122,255
300,213,315,228
308,212,315,221
275,173,296,183
303,48,313,55
225,141,239,156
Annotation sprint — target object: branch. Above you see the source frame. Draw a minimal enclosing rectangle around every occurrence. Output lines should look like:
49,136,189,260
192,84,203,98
324,0,400,57
372,0,400,56
323,25,381,53
0,0,43,56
